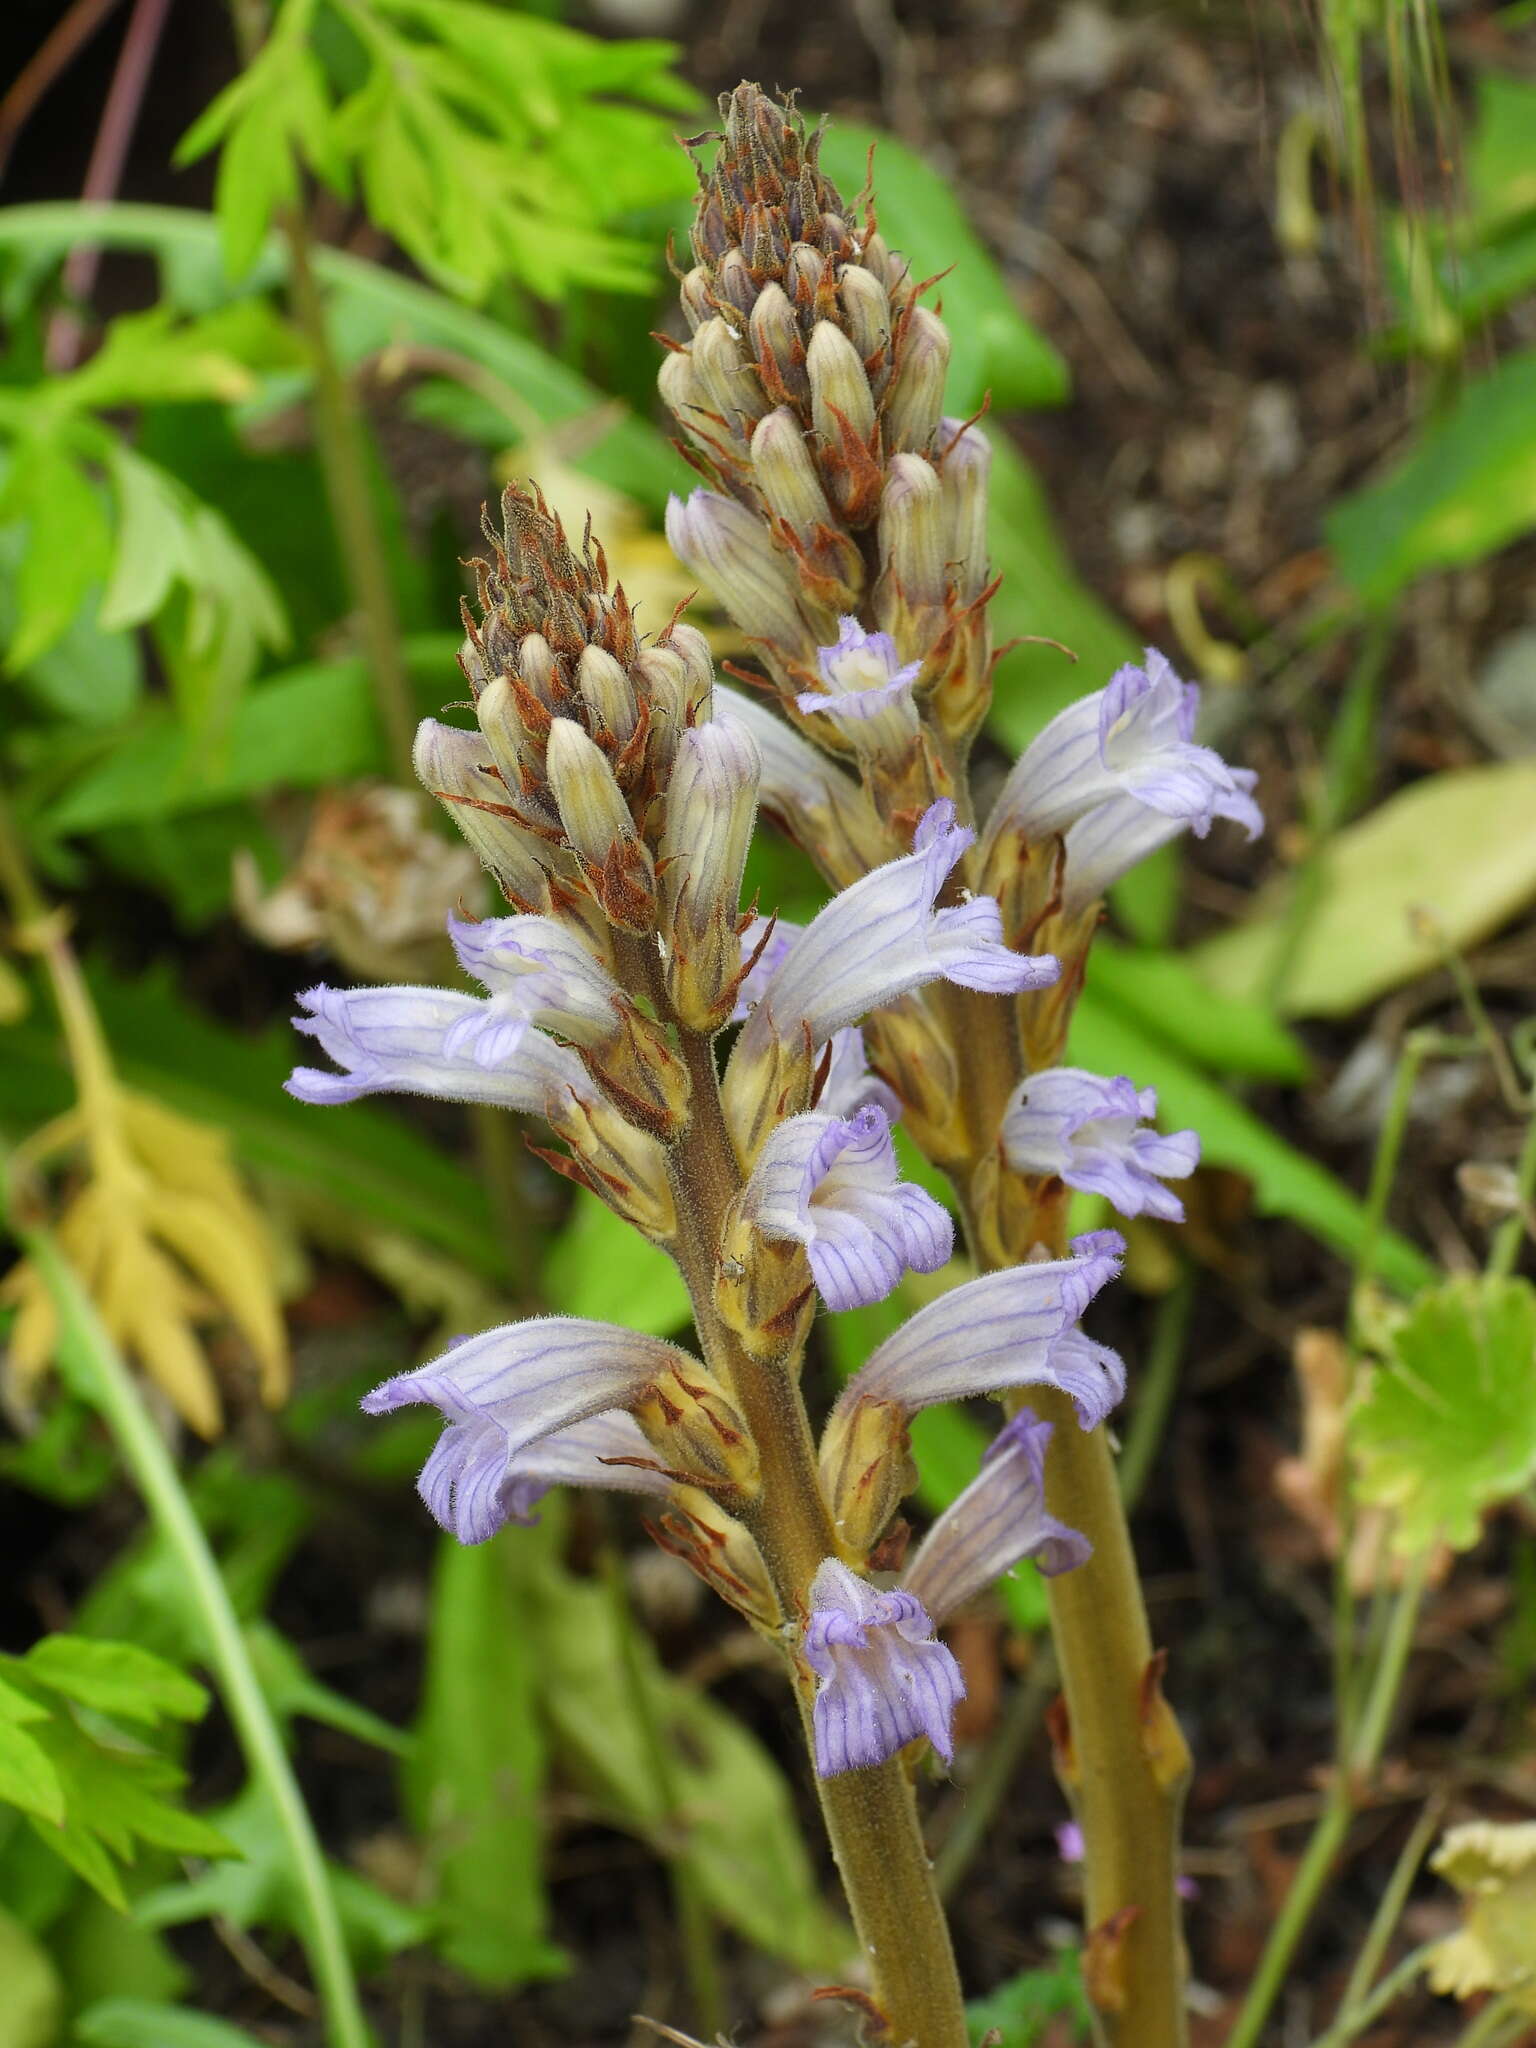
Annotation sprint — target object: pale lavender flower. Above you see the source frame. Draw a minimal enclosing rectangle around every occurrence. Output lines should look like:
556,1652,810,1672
1057,775,1259,915
1001,1067,1200,1222
361,1318,697,1543
902,1411,1091,1616
739,1102,953,1311
829,1230,1127,1431
797,617,921,750
498,1410,674,1526
804,1558,965,1777
286,984,588,1113
818,1026,901,1122
444,912,624,1061
731,912,800,1022
737,802,1057,1058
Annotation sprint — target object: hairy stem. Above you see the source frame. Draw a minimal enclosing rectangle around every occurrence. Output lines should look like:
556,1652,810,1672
662,1019,968,2047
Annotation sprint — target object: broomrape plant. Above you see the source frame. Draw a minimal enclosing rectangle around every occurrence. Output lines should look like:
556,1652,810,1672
290,86,1258,2048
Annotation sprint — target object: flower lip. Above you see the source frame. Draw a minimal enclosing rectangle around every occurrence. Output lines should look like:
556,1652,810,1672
803,1557,965,1777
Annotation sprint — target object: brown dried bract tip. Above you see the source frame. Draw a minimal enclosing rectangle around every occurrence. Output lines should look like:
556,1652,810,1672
688,83,861,296
463,480,638,698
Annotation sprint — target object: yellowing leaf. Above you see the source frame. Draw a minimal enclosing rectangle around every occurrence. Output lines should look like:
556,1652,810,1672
1194,762,1536,1016
1351,1276,1536,1554
1428,1820,1536,2013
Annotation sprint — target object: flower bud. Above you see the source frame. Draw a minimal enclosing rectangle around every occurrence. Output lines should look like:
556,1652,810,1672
862,232,917,316
665,489,818,654
632,1360,761,1500
716,1204,815,1362
547,1090,677,1242
751,407,834,538
413,718,550,909
660,716,761,1031
646,1485,779,1628
658,346,706,435
838,264,892,372
875,454,948,653
818,1395,916,1556
577,644,638,744
679,265,713,331
786,240,831,312
545,717,656,930
691,315,768,435
716,248,757,319
518,631,561,710
938,416,992,604
808,319,875,446
882,305,949,456
474,674,548,817
750,282,808,406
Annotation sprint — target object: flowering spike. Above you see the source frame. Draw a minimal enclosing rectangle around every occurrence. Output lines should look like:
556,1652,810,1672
803,1558,965,1777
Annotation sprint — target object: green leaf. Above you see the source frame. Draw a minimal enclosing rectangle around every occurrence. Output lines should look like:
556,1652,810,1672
1327,351,1536,603
0,523,140,726
400,1537,564,1988
1068,988,1434,1296
1,437,113,672
75,2000,272,2048
530,1550,849,1976
46,1888,190,2013
1193,761,1536,1017
541,1192,690,1334
816,124,1069,413
244,1621,410,1759
20,1638,208,1727
965,1951,1091,2046
1085,941,1309,1083
0,1904,62,2048
0,1722,66,1829
135,1782,430,1971
1352,1275,1536,1554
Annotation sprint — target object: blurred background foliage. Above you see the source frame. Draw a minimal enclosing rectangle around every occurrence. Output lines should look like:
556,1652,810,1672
1,1,1534,2044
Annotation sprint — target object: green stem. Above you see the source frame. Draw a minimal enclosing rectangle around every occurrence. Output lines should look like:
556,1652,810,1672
1488,1093,1536,1281
1116,1266,1193,1514
1453,1996,1528,2048
1334,1796,1443,2022
1226,1552,1432,2048
282,201,417,786
13,1222,371,2048
599,1542,724,2039
1308,1943,1433,2048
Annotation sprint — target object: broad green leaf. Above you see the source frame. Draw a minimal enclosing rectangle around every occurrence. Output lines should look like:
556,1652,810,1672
400,1537,564,1988
1085,941,1309,1083
542,1192,690,1334
75,2002,267,2048
1193,761,1536,1017
0,524,140,725
1068,988,1433,1296
20,1638,207,1727
1352,1275,1536,1554
45,1889,190,2013
530,1552,849,1976
817,124,1069,413
1327,351,1536,603
99,446,202,630
0,1905,62,2048
135,1781,430,1970
966,1953,1092,2046
0,1722,65,1829
0,965,505,1280
243,1622,410,1759
1,438,113,672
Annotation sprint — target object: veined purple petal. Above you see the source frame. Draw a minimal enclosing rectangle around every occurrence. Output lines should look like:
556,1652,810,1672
818,1027,902,1122
737,801,1057,1053
797,617,922,750
447,912,623,1049
286,983,589,1113
1059,768,1261,914
1002,1066,1201,1222
740,1103,953,1311
731,913,802,1023
986,649,1258,844
498,1410,674,1526
902,1410,1090,1624
829,1232,1127,1431
361,1318,698,1544
803,1557,965,1776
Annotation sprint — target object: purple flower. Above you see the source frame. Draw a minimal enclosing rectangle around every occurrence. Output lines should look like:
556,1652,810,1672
445,912,624,1057
803,1558,965,1777
360,1318,697,1543
902,1411,1091,1621
1057,777,1259,916
797,617,921,751
498,1410,674,1526
1001,1067,1201,1222
739,1103,953,1311
736,802,1058,1058
828,1230,1127,1432
818,1026,902,1122
285,983,588,1113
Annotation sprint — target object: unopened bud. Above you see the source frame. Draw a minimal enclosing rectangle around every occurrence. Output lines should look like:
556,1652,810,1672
938,416,992,604
691,316,768,435
518,632,560,710
749,282,808,406
786,241,830,311
660,717,761,1031
549,1091,676,1241
716,1205,814,1361
577,645,638,744
751,406,834,538
658,346,706,436
883,305,950,456
808,320,875,445
665,489,817,654
818,1395,916,1556
716,248,757,320
474,674,547,817
647,1485,779,1628
545,717,656,930
679,265,713,331
876,453,947,626
413,718,550,908
633,1361,761,1500
839,264,892,368
862,232,917,315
